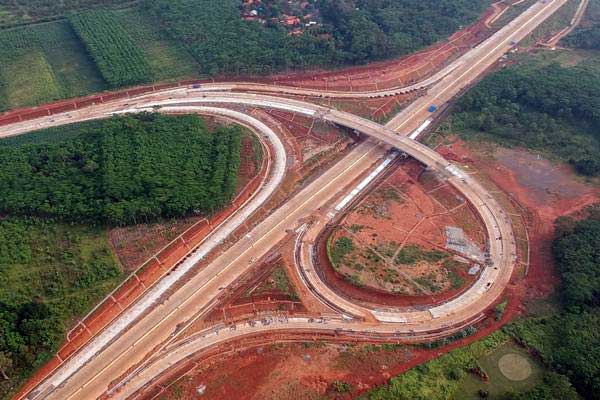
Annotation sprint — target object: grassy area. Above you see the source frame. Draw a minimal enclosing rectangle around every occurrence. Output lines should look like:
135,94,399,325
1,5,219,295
365,331,510,400
363,330,551,400
251,265,299,301
0,8,194,111
32,21,106,97
114,8,197,81
0,48,63,108
0,22,106,111
0,0,139,28
328,236,355,266
394,244,447,265
455,341,544,399
0,217,123,398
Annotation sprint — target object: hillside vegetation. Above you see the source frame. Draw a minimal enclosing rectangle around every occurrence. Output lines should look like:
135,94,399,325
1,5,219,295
0,218,122,398
148,0,490,75
563,0,600,49
450,53,600,176
0,113,242,225
0,0,492,110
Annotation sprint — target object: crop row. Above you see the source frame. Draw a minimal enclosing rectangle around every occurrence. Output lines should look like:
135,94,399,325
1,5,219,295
69,10,152,87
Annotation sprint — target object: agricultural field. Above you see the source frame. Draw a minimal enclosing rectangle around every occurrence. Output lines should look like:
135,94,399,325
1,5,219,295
0,21,106,111
112,8,197,81
0,7,195,111
68,10,153,86
0,0,139,28
0,0,496,110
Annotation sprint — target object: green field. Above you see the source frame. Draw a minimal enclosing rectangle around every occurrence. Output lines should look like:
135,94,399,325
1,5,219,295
0,0,494,111
0,0,140,28
0,217,123,399
0,22,107,111
365,331,510,400
114,8,197,81
456,342,544,399
0,9,194,111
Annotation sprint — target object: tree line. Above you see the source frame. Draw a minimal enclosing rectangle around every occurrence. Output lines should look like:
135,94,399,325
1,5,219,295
502,204,600,400
0,113,242,225
144,0,490,75
451,58,600,176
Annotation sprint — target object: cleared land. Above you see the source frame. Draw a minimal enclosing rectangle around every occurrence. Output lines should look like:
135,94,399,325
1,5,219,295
327,161,485,298
447,49,600,176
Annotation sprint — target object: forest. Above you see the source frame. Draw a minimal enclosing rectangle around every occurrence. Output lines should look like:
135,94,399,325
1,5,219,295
145,0,490,75
0,113,242,225
450,57,600,176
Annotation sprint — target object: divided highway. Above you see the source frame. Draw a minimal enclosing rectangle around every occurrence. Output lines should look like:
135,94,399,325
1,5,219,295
0,1,568,399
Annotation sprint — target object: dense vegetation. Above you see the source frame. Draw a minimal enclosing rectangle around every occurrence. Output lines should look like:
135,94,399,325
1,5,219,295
501,372,580,400
0,27,65,110
366,331,510,400
563,0,600,49
319,0,490,63
0,218,122,397
68,10,152,86
146,0,490,75
0,113,242,225
0,0,492,109
553,208,600,308
451,56,600,176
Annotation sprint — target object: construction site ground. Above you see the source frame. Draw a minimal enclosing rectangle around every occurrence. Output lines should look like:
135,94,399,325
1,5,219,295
152,134,599,400
324,158,486,303
435,135,599,298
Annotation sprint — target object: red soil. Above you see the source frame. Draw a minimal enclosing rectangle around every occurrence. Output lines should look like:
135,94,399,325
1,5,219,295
152,138,598,400
438,138,599,299
317,158,485,307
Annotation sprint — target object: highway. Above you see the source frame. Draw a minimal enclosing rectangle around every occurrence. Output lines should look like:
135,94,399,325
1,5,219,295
2,1,568,399
15,92,514,400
